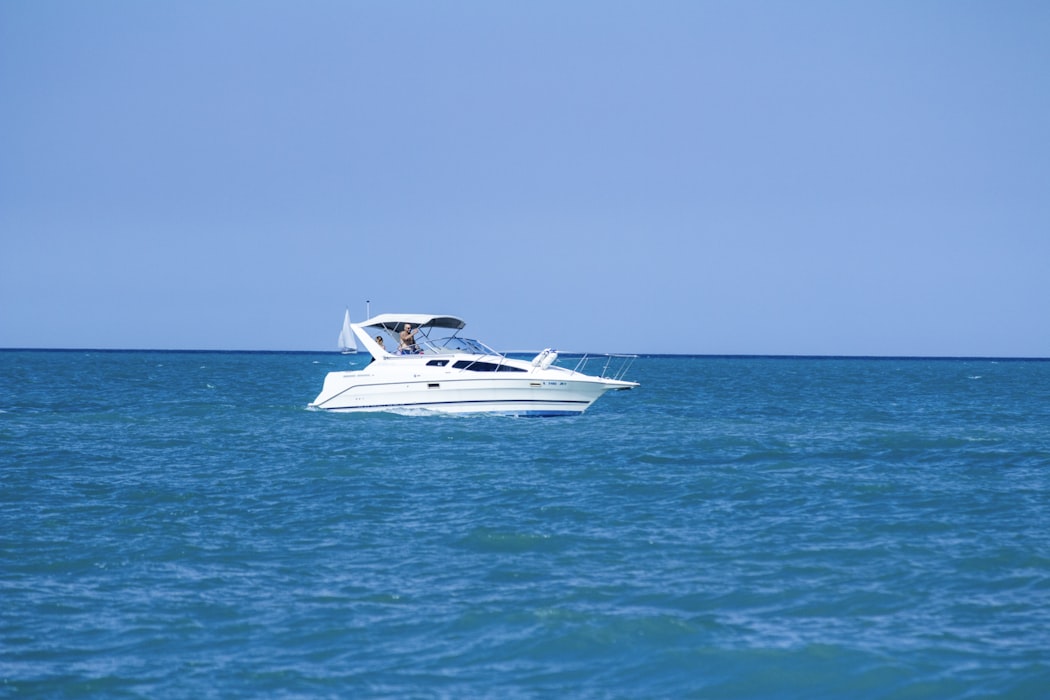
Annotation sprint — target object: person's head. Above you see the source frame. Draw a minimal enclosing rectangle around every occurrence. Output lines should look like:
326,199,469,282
404,324,412,332
375,335,383,344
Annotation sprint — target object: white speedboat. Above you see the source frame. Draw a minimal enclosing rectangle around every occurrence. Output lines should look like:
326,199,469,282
309,313,638,416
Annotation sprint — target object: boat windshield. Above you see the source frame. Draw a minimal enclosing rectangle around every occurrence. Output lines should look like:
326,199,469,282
419,335,500,356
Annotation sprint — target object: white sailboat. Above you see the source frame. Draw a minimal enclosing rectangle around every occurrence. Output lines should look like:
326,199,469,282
337,308,357,354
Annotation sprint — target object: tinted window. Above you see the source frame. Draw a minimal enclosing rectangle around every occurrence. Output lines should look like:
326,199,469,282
452,360,525,373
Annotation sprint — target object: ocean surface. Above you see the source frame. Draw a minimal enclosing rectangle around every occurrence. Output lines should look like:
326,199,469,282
2,350,1049,698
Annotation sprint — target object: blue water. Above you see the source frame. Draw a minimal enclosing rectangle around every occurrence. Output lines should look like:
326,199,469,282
2,351,1049,698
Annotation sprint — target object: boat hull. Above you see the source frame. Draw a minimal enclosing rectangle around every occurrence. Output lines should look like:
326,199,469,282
309,373,633,416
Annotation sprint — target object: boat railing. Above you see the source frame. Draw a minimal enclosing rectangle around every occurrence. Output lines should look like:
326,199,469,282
570,353,638,381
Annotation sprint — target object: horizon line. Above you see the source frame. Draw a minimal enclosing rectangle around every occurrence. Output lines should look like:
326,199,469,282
1,347,1047,362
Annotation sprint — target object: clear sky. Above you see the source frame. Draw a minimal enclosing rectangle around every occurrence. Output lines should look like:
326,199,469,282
2,1,1048,356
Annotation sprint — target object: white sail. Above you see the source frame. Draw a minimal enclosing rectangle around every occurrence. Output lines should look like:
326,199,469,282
338,308,357,354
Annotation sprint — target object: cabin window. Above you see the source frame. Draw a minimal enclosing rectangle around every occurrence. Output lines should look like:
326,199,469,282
426,360,449,367
452,360,526,373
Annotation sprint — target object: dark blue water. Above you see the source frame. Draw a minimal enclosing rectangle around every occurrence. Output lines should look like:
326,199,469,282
2,351,1049,698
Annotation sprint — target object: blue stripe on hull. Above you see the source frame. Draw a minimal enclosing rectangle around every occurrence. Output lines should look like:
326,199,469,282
317,397,590,415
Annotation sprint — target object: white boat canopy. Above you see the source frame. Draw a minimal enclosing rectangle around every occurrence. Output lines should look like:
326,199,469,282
359,314,467,332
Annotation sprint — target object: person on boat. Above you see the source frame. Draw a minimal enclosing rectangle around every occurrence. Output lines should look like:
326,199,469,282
399,324,419,354
375,336,386,352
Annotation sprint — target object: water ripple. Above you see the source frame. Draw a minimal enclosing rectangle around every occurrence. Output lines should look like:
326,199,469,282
2,352,1049,697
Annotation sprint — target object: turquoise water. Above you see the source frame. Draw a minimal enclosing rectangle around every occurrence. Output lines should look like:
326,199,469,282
2,351,1049,698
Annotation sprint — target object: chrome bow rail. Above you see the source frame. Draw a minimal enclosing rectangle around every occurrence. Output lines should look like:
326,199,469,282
570,353,638,381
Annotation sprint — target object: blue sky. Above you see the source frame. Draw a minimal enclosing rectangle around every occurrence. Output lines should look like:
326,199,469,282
2,1,1048,356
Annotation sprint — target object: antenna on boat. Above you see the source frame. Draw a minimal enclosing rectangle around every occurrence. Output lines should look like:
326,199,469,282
366,299,371,319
